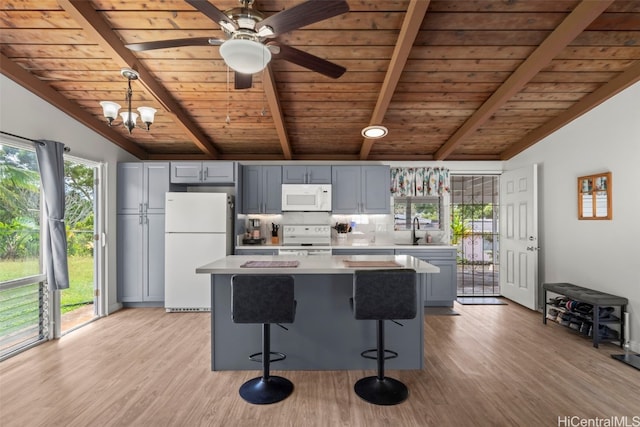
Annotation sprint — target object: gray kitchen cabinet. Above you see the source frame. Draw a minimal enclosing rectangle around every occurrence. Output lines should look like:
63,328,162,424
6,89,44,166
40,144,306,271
331,165,390,214
117,162,169,304
170,161,235,184
282,165,331,184
117,213,165,303
394,248,457,307
235,248,278,255
332,248,394,255
117,162,170,215
241,165,282,214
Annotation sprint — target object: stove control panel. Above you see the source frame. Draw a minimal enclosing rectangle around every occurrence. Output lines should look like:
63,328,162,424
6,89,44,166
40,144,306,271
282,224,331,246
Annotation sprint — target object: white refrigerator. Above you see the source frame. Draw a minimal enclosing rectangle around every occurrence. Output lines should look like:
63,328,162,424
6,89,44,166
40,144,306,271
164,192,232,312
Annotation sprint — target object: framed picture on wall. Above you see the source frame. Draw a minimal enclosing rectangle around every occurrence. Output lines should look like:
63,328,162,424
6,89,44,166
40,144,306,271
578,172,612,220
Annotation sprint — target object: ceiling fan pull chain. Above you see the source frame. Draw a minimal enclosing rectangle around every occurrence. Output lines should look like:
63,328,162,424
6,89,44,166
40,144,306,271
261,69,266,117
225,65,231,125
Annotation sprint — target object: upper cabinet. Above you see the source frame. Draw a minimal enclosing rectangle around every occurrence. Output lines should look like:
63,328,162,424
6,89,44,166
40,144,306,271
117,162,170,215
241,165,282,214
282,165,331,184
170,161,235,184
331,165,390,214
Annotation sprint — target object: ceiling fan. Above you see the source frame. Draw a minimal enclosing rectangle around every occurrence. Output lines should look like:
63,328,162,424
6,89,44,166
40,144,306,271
126,0,349,89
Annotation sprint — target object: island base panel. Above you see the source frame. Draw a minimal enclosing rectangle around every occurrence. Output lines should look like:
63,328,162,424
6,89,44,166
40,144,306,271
211,274,424,371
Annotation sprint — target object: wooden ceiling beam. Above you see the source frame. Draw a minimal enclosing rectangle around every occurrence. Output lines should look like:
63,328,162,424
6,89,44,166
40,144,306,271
59,0,219,158
433,0,614,160
359,0,430,160
501,59,640,160
263,65,292,160
0,52,148,159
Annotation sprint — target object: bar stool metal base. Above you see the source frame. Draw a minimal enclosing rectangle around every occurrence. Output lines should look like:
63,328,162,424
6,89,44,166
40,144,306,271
239,376,294,405
354,376,408,405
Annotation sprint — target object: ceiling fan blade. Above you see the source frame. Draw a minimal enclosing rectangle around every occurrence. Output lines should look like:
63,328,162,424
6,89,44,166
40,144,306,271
275,44,346,79
185,0,238,31
256,0,349,37
235,72,253,90
126,37,223,51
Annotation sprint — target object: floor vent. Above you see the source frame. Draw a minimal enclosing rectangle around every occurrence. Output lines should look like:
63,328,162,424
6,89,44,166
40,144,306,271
165,308,211,313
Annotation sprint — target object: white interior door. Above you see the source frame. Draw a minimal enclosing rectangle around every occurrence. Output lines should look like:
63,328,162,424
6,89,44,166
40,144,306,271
499,164,539,310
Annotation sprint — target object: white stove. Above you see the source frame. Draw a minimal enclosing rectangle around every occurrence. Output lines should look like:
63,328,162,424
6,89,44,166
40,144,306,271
281,224,331,247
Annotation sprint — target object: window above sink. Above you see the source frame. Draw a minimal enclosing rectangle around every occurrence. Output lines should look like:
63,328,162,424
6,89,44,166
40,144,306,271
393,196,443,231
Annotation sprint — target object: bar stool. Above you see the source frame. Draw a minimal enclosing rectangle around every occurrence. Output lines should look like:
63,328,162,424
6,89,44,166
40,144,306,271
231,274,296,405
352,269,417,405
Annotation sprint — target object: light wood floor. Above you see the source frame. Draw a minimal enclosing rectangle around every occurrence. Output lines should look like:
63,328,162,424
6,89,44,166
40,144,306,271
1,302,639,427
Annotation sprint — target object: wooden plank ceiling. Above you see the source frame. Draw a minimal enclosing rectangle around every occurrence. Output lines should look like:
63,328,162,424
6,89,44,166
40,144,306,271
1,0,640,161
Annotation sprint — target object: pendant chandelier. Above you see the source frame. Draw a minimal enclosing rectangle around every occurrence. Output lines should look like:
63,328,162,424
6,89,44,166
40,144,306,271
99,68,157,134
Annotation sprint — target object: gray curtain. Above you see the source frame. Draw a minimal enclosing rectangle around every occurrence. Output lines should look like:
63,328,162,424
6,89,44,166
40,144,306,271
35,140,69,290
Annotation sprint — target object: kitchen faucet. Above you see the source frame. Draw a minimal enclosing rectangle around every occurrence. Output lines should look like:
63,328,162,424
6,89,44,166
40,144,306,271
411,216,422,245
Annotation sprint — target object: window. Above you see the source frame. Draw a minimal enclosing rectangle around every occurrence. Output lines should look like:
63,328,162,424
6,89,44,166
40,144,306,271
0,143,47,359
394,196,442,231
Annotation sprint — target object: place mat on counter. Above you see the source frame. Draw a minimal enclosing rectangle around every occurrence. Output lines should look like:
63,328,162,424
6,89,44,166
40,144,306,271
342,260,402,268
241,260,300,268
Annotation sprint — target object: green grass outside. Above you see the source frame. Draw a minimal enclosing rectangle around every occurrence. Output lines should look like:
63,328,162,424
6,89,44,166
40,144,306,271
0,256,94,337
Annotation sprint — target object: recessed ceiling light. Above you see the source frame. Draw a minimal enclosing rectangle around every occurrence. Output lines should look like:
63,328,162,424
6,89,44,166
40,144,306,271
361,125,388,139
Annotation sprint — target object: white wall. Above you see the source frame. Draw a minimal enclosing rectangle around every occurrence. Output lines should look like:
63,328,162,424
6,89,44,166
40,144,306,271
0,75,138,314
506,81,640,352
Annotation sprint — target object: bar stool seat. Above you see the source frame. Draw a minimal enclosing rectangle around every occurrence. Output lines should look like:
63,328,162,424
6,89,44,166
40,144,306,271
231,274,296,405
352,269,417,405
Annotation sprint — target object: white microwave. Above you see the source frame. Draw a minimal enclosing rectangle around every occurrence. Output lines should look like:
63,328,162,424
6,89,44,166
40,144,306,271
281,184,332,211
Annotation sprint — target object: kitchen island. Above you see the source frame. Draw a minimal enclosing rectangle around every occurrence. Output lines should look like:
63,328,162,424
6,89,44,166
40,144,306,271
196,254,439,371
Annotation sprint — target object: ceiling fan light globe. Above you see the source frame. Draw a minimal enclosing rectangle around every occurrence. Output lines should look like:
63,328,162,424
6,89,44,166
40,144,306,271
220,39,271,74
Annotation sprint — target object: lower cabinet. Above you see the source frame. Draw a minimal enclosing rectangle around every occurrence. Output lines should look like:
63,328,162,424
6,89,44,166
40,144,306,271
332,249,394,255
235,248,278,255
117,213,165,303
394,248,457,307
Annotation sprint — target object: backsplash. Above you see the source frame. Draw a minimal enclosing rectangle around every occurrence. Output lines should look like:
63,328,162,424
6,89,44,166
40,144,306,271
237,211,450,246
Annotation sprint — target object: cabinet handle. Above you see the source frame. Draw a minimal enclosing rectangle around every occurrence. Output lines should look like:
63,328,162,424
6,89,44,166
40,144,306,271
199,170,203,181
139,203,142,214
139,214,143,225
204,169,208,180
143,203,148,213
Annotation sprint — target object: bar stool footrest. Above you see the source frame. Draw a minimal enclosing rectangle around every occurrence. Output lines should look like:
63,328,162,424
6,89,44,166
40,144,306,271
360,348,398,361
248,351,286,364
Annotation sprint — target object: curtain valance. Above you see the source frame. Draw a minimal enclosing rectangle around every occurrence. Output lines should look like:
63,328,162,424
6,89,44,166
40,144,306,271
390,167,450,197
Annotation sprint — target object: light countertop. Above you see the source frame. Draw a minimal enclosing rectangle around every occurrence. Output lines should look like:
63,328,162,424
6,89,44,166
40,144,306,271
235,243,455,250
196,254,440,275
